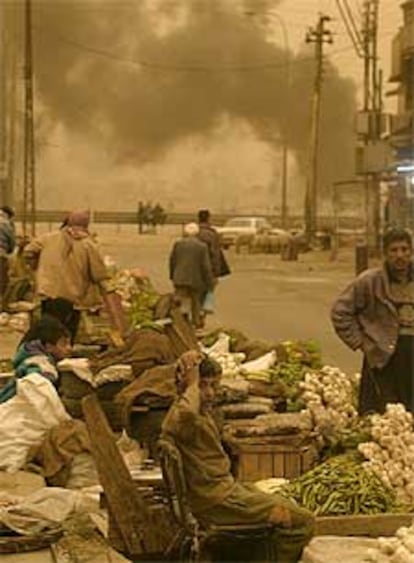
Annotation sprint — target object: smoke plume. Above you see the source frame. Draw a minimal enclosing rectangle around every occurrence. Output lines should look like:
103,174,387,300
32,0,356,197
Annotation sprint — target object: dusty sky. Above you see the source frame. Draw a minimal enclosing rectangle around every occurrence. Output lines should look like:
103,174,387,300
26,0,402,215
276,0,400,110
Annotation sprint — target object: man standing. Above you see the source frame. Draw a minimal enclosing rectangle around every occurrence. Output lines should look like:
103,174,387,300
331,228,414,414
161,351,314,563
24,210,126,343
0,205,16,310
169,222,215,328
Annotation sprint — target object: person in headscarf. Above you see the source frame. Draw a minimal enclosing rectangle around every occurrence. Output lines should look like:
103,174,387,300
24,209,120,343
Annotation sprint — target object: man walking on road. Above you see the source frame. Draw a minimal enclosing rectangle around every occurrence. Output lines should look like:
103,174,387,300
197,209,230,321
331,228,414,414
169,222,215,328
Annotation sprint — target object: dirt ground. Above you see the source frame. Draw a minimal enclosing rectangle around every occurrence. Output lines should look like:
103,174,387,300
1,223,365,375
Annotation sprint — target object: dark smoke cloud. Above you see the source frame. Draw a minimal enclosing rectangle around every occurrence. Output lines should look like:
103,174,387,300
32,0,356,195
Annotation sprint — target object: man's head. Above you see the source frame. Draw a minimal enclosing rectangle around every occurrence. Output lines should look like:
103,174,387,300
67,209,90,229
183,222,199,237
383,228,413,277
22,316,72,360
199,357,222,413
198,209,210,224
0,206,14,219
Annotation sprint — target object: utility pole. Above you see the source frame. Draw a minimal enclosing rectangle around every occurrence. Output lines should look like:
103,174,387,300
361,0,381,254
0,5,8,206
23,0,36,236
304,15,333,244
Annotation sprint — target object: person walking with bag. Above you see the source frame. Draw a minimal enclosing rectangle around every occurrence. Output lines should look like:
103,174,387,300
197,209,230,322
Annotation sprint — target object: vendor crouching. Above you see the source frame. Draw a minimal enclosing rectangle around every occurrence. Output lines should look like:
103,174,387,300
0,316,95,486
161,351,314,563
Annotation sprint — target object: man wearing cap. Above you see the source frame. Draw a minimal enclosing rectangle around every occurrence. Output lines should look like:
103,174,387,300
169,223,215,328
0,206,16,310
24,210,122,342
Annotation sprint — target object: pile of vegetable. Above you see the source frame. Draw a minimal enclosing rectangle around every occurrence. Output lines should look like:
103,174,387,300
202,333,247,376
359,404,414,505
366,521,414,563
299,366,360,447
112,270,160,328
243,340,322,410
282,454,397,516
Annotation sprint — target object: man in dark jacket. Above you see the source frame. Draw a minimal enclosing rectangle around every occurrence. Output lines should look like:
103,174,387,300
169,222,215,328
331,228,414,414
197,209,230,322
0,206,16,310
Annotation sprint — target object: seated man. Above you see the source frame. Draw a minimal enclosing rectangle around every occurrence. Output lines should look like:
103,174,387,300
161,351,314,563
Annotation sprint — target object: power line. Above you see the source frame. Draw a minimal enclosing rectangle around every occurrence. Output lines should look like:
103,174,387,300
342,0,363,45
334,0,363,57
34,24,356,74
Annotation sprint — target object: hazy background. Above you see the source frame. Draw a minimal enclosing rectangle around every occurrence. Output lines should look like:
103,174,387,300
15,0,400,214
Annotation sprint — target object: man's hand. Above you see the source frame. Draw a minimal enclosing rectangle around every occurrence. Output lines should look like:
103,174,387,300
175,350,203,394
268,505,292,528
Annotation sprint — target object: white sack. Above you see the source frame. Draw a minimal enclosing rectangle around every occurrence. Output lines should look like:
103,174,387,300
0,374,70,472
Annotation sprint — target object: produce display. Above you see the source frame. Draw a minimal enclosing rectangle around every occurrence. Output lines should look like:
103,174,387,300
299,366,360,447
359,404,414,506
282,454,398,516
112,269,160,329
366,521,414,563
202,333,247,376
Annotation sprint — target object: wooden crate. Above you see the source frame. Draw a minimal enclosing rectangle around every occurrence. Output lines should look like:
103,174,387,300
315,513,414,537
232,438,318,481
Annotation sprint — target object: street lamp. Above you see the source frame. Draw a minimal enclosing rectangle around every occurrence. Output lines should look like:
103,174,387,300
245,10,291,228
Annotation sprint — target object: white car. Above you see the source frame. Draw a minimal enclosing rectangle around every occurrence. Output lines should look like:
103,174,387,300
216,216,272,248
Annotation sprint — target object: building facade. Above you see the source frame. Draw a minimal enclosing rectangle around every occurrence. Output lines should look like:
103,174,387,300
387,0,414,228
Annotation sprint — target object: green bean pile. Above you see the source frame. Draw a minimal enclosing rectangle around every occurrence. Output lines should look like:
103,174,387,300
282,454,397,516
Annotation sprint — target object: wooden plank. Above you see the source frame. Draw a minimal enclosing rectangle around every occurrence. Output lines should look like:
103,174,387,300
169,308,198,350
258,452,273,480
284,452,301,479
1,548,54,563
81,394,155,557
315,514,414,537
240,453,259,481
272,451,285,478
51,531,132,563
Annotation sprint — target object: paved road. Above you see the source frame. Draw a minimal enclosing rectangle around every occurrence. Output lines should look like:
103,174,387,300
1,224,361,375
100,225,361,375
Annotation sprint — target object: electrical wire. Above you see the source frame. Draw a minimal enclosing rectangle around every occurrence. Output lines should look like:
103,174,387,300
34,24,351,73
334,0,364,57
342,0,363,45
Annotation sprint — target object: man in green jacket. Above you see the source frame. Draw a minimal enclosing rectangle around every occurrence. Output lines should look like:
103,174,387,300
161,351,314,563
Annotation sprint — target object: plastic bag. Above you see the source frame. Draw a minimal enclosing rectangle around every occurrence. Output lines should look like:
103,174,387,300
202,290,215,314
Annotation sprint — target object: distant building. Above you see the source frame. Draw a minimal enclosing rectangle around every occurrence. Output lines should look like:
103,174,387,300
388,0,414,228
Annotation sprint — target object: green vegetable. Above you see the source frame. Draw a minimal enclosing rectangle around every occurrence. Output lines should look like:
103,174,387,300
281,453,397,516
